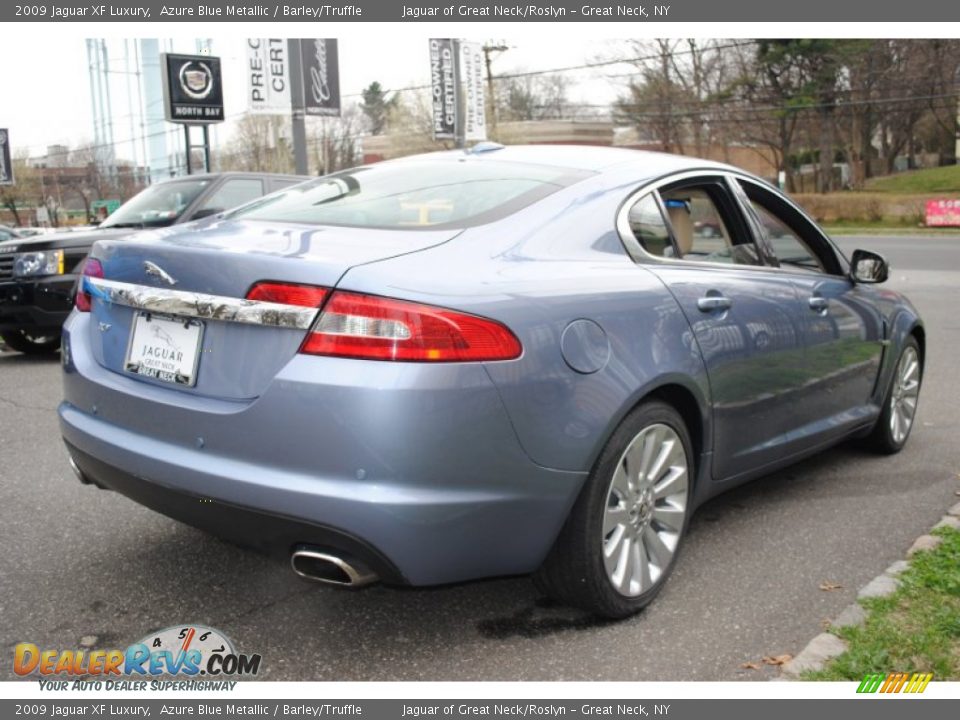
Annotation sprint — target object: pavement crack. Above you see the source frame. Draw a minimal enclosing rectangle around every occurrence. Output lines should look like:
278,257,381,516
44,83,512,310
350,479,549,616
0,396,55,413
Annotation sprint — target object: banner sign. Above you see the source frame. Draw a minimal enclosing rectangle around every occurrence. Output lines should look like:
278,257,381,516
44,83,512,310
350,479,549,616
460,41,487,142
299,39,341,116
925,199,960,227
429,38,458,140
0,128,12,185
160,52,225,124
246,39,290,114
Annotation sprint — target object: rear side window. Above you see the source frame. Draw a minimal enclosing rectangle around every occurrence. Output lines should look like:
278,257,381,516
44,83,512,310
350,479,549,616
230,160,592,230
626,194,675,257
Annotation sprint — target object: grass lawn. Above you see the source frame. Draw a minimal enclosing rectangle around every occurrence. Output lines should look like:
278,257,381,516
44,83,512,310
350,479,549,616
865,165,960,194
804,527,960,681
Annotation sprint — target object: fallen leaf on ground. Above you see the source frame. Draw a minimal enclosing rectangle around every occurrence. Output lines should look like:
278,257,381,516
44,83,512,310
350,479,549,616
819,581,843,591
740,662,762,670
763,654,793,666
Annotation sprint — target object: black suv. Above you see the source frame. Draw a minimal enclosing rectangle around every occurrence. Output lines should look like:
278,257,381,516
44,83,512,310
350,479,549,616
0,171,305,354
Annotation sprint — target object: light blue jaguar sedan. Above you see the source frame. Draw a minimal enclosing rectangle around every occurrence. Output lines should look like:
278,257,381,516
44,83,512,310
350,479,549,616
60,145,923,618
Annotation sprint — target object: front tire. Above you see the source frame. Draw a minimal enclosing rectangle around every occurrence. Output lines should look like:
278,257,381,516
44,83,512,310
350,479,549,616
535,401,693,618
0,330,61,355
865,336,922,454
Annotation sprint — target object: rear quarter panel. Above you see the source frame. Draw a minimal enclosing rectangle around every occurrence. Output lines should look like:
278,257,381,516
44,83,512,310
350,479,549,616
335,175,712,479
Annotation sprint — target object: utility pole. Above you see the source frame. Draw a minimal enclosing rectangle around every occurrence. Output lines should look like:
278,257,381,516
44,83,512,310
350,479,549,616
482,42,509,139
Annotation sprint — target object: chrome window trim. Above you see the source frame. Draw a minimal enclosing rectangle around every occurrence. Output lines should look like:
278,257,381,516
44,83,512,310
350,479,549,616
83,277,320,330
615,168,847,277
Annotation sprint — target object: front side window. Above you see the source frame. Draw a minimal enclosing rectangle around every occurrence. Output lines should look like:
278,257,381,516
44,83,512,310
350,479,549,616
749,201,824,273
230,160,592,230
737,179,839,275
196,178,265,216
660,186,761,266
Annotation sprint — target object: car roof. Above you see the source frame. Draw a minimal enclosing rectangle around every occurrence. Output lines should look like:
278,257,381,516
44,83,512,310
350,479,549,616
155,171,307,184
397,144,737,179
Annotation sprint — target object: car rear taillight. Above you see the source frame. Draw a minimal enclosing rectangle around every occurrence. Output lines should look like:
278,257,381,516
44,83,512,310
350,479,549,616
300,291,522,362
75,258,104,312
246,281,329,307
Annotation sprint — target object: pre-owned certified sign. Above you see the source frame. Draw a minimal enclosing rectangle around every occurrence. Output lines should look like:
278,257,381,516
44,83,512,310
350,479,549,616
0,128,13,185
161,53,225,124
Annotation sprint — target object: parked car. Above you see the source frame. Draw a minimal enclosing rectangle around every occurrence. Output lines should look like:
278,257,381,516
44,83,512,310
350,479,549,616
0,172,305,354
59,146,923,618
0,224,23,242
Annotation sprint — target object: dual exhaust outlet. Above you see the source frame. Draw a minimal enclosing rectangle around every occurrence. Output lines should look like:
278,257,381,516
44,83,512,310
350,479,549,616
290,547,377,588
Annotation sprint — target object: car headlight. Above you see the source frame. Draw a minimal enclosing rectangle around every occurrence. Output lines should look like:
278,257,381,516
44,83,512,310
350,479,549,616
13,250,64,277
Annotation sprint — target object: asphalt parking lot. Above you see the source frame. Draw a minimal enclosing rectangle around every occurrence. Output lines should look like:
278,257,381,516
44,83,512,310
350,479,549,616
2,234,959,681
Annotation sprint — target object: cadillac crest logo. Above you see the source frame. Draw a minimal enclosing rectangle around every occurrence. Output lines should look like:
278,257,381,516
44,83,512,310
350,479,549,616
179,61,214,100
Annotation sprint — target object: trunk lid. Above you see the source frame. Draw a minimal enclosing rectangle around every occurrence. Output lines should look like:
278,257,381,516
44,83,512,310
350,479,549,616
85,219,458,400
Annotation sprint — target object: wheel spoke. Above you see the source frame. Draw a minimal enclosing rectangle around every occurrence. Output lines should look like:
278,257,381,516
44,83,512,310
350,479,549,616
653,466,688,501
652,502,685,532
646,438,676,485
603,503,628,536
626,429,657,487
611,535,633,591
610,465,632,502
642,525,674,571
630,540,650,593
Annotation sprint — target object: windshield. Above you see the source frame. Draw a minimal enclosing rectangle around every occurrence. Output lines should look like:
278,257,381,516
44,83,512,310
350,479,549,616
101,179,211,229
229,160,592,230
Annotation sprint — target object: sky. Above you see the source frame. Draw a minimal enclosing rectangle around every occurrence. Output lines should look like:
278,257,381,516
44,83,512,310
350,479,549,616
0,34,630,163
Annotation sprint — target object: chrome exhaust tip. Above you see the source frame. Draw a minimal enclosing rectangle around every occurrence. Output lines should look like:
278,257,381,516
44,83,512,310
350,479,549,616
68,456,91,485
291,548,377,588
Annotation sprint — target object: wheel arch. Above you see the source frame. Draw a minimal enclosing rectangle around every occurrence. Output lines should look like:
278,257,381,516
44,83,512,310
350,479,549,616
589,376,712,500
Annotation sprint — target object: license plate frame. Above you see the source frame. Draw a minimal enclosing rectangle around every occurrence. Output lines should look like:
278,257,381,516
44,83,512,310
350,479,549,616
124,312,204,387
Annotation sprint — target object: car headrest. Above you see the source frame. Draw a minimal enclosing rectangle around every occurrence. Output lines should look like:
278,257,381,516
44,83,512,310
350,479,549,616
665,201,694,256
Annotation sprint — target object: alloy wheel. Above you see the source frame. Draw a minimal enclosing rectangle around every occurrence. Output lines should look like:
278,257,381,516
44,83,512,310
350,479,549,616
602,423,689,597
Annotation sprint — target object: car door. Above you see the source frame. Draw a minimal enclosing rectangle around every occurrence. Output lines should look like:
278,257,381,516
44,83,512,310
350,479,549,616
624,177,809,482
734,178,885,450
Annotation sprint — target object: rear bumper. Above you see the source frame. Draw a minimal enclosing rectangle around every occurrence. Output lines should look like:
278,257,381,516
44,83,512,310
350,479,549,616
60,313,586,586
0,276,75,333
64,440,406,583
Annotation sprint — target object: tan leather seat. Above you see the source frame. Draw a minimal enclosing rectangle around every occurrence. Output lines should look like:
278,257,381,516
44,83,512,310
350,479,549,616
667,204,695,256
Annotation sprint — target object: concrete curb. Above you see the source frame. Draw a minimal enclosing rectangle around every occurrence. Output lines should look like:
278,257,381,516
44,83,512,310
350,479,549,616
779,501,960,679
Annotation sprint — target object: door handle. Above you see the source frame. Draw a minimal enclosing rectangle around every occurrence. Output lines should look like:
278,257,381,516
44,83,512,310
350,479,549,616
808,296,829,313
697,295,733,312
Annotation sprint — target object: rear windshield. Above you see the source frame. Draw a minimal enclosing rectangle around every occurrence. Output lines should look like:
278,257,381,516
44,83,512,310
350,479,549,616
229,159,592,230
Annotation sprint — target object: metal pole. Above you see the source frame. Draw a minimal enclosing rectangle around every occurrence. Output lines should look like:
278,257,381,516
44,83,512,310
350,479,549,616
203,125,211,172
184,125,192,175
288,39,309,175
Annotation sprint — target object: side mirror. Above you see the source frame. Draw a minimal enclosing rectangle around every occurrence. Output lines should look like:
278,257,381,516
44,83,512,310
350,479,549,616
850,249,889,284
189,207,221,221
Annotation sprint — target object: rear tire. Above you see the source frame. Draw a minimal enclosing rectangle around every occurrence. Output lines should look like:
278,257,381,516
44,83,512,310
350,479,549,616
0,330,60,355
534,401,693,619
864,337,922,455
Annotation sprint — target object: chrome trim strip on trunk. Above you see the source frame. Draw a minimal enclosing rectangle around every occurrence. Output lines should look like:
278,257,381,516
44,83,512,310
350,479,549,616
84,277,320,330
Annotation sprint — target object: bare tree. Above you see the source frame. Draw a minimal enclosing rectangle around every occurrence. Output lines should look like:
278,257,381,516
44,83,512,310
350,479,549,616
219,115,295,174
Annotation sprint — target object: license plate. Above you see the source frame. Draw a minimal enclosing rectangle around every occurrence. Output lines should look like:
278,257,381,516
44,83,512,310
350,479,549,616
124,313,204,387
